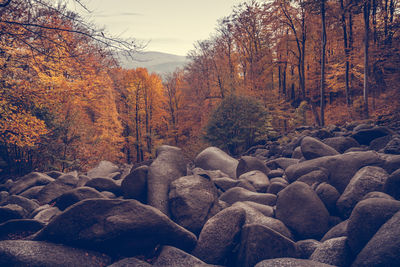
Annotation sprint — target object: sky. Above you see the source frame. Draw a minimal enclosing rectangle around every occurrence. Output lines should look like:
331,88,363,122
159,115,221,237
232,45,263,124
67,0,245,56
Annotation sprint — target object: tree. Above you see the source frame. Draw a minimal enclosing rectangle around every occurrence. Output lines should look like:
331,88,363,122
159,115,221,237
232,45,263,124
204,94,271,155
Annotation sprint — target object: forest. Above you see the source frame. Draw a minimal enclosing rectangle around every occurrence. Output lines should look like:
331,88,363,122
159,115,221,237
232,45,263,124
0,0,399,176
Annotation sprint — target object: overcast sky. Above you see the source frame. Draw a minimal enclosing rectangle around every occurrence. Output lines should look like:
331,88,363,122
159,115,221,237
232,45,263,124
67,0,244,56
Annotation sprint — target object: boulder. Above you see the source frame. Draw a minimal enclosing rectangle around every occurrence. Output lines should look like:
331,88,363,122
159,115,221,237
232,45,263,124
0,219,44,240
45,171,64,179
320,220,348,242
35,199,197,257
337,166,389,218
315,183,340,213
238,201,274,217
351,126,392,145
193,206,246,265
219,187,276,206
108,257,151,267
195,147,238,179
153,246,215,267
384,136,400,154
148,145,188,216
266,158,299,170
1,195,39,214
121,165,148,201
169,175,220,234
0,204,26,223
267,182,287,195
213,177,240,192
295,239,321,259
362,191,394,200
9,172,54,195
238,171,270,193
275,182,330,240
84,177,121,195
52,187,105,211
19,186,44,199
369,135,392,151
35,175,79,205
267,169,284,178
323,136,359,153
347,198,400,254
237,224,296,267
352,210,400,266
236,156,270,177
310,237,351,267
300,136,339,160
384,168,400,199
0,240,111,267
285,151,384,193
254,258,335,267
87,160,119,179
383,154,400,173
297,169,329,186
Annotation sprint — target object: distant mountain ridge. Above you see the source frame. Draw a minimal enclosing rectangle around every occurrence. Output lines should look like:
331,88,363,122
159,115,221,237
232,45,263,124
117,51,188,74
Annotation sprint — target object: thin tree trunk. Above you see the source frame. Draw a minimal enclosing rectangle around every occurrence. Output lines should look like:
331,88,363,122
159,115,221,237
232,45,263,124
340,0,351,106
320,0,327,126
363,0,371,118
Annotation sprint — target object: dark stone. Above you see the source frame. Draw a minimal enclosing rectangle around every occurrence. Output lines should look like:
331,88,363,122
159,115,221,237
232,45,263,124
297,169,329,186
0,219,44,240
193,206,245,265
0,240,111,267
352,210,400,266
237,224,296,267
337,166,389,218
9,172,54,195
238,171,270,193
268,169,284,178
148,145,188,216
153,246,212,267
315,183,340,213
267,182,287,195
369,135,392,151
384,168,400,200
121,165,148,201
310,237,352,267
0,204,26,224
169,175,220,234
295,239,321,259
254,258,335,267
275,182,330,240
195,147,238,179
301,136,339,160
213,177,240,192
347,198,400,255
19,186,44,199
236,156,270,178
35,199,197,257
1,195,39,214
321,220,348,242
52,187,105,211
33,206,61,224
266,158,299,170
384,137,400,154
323,136,359,153
219,187,276,206
85,177,121,195
35,175,79,205
351,126,392,145
362,191,394,200
108,257,151,267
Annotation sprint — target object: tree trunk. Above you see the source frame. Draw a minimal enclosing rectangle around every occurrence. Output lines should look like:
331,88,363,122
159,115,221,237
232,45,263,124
363,0,371,118
340,0,351,106
320,0,327,126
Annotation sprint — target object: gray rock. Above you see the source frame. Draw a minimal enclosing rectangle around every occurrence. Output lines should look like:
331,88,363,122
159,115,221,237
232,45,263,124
121,165,148,201
321,220,348,242
1,195,39,214
19,185,44,199
268,169,284,178
370,135,392,151
239,201,274,217
276,182,330,240
236,156,270,178
337,166,389,218
310,237,351,267
295,239,321,259
148,145,188,216
297,169,329,186
301,136,339,160
0,204,26,223
35,199,197,257
35,175,79,205
351,126,392,145
219,187,276,206
169,175,220,234
292,146,303,159
0,240,111,267
193,206,245,265
87,160,119,179
255,258,335,267
213,177,240,192
352,210,400,266
384,137,400,154
323,136,359,153
347,198,400,254
383,154,400,173
384,168,400,199
267,182,287,195
52,187,105,211
108,257,151,267
285,151,384,193
33,207,61,224
0,191,8,203
9,172,54,195
238,171,270,193
85,177,121,195
45,171,64,179
315,183,340,213
266,158,300,170
237,224,296,267
362,191,394,200
195,147,238,179
154,246,215,267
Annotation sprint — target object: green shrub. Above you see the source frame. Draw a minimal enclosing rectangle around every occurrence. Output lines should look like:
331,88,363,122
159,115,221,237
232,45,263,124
204,94,272,155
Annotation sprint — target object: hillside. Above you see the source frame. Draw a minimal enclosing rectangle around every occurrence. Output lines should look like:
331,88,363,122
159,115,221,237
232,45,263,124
117,51,188,74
